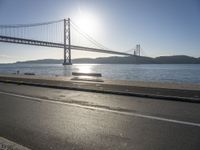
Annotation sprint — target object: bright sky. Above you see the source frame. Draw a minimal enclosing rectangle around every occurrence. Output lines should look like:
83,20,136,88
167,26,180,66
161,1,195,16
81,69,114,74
0,0,200,63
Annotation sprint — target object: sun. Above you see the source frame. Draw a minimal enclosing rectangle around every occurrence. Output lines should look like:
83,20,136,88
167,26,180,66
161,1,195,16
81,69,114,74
73,11,100,35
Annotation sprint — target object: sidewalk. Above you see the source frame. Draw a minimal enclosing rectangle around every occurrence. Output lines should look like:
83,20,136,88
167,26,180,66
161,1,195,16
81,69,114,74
0,74,200,102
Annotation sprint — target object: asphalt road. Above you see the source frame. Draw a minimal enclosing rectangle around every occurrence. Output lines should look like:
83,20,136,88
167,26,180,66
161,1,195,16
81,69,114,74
0,83,200,150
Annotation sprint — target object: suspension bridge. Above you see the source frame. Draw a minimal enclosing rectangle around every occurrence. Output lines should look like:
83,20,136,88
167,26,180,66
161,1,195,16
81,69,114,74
0,18,137,65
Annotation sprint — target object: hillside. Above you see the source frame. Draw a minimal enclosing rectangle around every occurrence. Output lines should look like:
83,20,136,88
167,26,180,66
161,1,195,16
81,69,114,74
15,55,200,64
154,55,200,64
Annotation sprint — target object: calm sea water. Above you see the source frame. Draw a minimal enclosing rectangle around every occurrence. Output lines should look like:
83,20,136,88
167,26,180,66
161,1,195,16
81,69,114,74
0,64,200,84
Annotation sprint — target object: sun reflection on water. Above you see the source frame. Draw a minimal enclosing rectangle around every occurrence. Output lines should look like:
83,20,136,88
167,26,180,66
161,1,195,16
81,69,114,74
78,65,93,73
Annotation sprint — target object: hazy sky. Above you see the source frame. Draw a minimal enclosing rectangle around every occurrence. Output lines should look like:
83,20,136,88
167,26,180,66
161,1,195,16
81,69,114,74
0,0,200,63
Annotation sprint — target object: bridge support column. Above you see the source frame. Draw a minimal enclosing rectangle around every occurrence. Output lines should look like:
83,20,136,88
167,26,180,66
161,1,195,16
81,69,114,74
63,18,72,65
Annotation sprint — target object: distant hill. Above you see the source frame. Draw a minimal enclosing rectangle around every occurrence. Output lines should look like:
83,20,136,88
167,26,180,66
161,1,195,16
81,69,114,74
16,59,63,64
72,56,155,64
15,55,200,64
154,55,200,64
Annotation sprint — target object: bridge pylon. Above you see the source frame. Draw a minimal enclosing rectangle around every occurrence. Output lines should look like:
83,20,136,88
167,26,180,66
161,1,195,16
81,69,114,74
63,18,72,65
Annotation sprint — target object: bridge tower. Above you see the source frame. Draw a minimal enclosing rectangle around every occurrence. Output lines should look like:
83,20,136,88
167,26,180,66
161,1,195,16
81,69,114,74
136,44,140,56
63,18,72,65
134,44,140,56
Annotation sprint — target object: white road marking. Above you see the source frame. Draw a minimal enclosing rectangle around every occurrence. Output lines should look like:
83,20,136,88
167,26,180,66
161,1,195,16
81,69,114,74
0,90,200,128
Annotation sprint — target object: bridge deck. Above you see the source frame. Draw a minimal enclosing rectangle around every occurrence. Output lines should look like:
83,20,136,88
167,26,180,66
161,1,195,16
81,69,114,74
0,35,132,56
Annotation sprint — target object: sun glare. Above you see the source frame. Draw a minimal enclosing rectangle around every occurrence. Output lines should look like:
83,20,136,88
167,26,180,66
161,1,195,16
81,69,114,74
74,12,100,35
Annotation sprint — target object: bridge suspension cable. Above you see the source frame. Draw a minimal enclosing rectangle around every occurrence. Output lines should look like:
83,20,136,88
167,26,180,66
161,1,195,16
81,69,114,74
0,19,64,43
124,44,144,56
0,19,63,28
70,20,109,50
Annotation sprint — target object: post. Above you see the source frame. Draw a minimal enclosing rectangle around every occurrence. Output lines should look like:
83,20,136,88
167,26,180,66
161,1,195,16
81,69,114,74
63,18,72,65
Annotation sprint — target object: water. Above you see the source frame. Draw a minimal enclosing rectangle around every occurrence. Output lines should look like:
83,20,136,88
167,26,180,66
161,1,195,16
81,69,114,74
0,64,200,84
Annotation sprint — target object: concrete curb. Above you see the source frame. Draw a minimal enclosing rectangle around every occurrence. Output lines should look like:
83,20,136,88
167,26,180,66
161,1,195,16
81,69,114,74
0,77,200,103
0,137,31,150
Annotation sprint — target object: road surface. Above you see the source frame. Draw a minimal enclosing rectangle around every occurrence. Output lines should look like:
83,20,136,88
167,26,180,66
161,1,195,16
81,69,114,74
0,82,200,150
